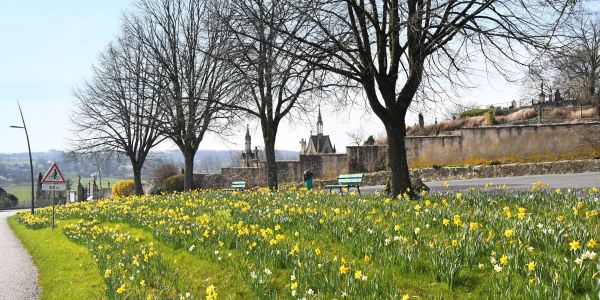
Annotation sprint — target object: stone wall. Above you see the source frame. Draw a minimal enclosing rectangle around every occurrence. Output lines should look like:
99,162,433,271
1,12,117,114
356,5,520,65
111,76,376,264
220,165,266,187
277,161,303,183
198,122,600,188
349,122,600,172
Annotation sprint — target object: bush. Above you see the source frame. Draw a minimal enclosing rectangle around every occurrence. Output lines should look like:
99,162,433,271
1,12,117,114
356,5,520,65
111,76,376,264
164,174,185,193
483,109,496,126
459,108,490,118
0,187,18,209
112,180,135,198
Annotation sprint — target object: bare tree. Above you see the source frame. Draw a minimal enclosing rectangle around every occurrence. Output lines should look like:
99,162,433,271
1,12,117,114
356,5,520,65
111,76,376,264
72,34,165,195
213,0,326,189
126,0,238,190
347,128,366,146
553,16,600,104
283,0,574,197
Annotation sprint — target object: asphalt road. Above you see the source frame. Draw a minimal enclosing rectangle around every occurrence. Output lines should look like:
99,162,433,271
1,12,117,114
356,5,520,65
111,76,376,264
359,172,600,194
0,210,39,300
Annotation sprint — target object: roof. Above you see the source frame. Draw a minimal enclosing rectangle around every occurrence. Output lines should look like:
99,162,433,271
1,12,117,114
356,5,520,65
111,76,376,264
307,134,334,154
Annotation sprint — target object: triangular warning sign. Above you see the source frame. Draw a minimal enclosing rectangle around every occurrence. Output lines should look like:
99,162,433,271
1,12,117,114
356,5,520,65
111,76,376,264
41,162,66,184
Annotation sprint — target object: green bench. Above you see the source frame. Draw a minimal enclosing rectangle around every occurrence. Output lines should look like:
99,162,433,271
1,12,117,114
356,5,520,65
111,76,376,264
223,181,246,192
325,173,364,195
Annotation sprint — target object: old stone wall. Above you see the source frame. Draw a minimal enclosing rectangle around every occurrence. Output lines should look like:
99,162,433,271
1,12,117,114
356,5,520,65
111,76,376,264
197,122,600,188
350,122,600,171
277,161,303,183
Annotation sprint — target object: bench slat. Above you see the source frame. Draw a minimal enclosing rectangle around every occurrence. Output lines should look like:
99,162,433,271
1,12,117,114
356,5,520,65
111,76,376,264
325,184,347,188
338,179,362,184
338,174,363,179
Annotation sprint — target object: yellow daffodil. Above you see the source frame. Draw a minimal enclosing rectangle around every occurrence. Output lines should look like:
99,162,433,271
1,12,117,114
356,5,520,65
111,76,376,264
569,240,581,251
500,255,509,265
354,270,363,280
339,265,349,274
453,214,462,226
206,285,218,300
116,284,126,295
469,222,479,231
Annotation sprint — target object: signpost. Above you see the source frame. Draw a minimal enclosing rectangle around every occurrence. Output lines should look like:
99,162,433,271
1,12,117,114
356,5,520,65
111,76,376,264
41,162,67,230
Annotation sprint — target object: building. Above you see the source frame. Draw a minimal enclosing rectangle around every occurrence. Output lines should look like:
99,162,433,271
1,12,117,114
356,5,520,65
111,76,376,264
300,107,336,155
240,125,261,167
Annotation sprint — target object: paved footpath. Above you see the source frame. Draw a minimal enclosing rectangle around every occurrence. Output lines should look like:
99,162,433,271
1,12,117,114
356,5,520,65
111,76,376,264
360,172,600,194
0,210,39,300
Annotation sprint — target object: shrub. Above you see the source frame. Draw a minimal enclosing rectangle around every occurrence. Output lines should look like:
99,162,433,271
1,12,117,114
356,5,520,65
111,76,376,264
483,109,496,126
0,187,18,209
112,180,135,198
459,108,490,118
164,174,185,193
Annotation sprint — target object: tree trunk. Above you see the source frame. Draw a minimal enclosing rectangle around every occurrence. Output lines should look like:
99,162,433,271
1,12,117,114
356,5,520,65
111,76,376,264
264,136,278,190
385,120,414,199
132,164,144,196
183,150,195,191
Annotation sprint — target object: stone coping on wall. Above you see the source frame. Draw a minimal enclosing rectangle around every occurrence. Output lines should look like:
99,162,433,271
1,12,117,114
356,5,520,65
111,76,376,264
460,120,600,130
361,159,600,186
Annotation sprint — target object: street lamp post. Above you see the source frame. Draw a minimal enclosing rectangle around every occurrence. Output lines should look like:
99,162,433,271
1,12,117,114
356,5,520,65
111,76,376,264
10,102,35,214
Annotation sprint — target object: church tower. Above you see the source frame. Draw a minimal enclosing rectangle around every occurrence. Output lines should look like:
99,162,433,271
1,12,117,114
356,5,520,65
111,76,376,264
317,105,323,135
302,106,335,155
241,124,260,167
245,124,251,153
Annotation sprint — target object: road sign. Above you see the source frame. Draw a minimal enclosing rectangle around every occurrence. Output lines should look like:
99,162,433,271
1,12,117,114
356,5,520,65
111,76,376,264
41,162,67,191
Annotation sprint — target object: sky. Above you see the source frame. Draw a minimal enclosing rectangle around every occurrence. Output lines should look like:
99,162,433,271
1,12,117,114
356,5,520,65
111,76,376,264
0,1,524,154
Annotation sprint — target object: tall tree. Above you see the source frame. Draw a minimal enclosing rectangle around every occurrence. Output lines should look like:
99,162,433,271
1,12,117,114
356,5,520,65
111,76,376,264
126,0,238,190
284,0,574,197
554,16,600,103
72,34,165,195
213,0,325,189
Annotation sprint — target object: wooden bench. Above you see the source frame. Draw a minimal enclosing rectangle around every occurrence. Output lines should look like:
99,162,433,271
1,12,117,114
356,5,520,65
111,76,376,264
223,181,246,192
325,173,363,195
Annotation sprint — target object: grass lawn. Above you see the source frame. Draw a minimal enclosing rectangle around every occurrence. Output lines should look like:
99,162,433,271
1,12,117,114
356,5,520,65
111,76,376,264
2,176,126,204
9,218,254,299
8,217,105,300
10,187,600,299
3,186,31,205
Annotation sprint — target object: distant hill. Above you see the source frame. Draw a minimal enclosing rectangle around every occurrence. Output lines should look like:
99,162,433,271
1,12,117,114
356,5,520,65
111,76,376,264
0,149,299,185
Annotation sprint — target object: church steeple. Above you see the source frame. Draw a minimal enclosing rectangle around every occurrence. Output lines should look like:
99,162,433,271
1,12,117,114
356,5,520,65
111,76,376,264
245,124,251,153
317,105,323,135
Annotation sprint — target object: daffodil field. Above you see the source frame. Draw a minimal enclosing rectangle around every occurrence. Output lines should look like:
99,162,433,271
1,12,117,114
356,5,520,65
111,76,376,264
15,185,600,299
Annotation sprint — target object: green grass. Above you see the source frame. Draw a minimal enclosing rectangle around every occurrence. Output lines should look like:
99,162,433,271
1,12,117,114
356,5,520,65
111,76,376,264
2,176,126,203
113,223,255,299
12,188,600,298
3,186,31,204
9,217,254,299
8,217,104,300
